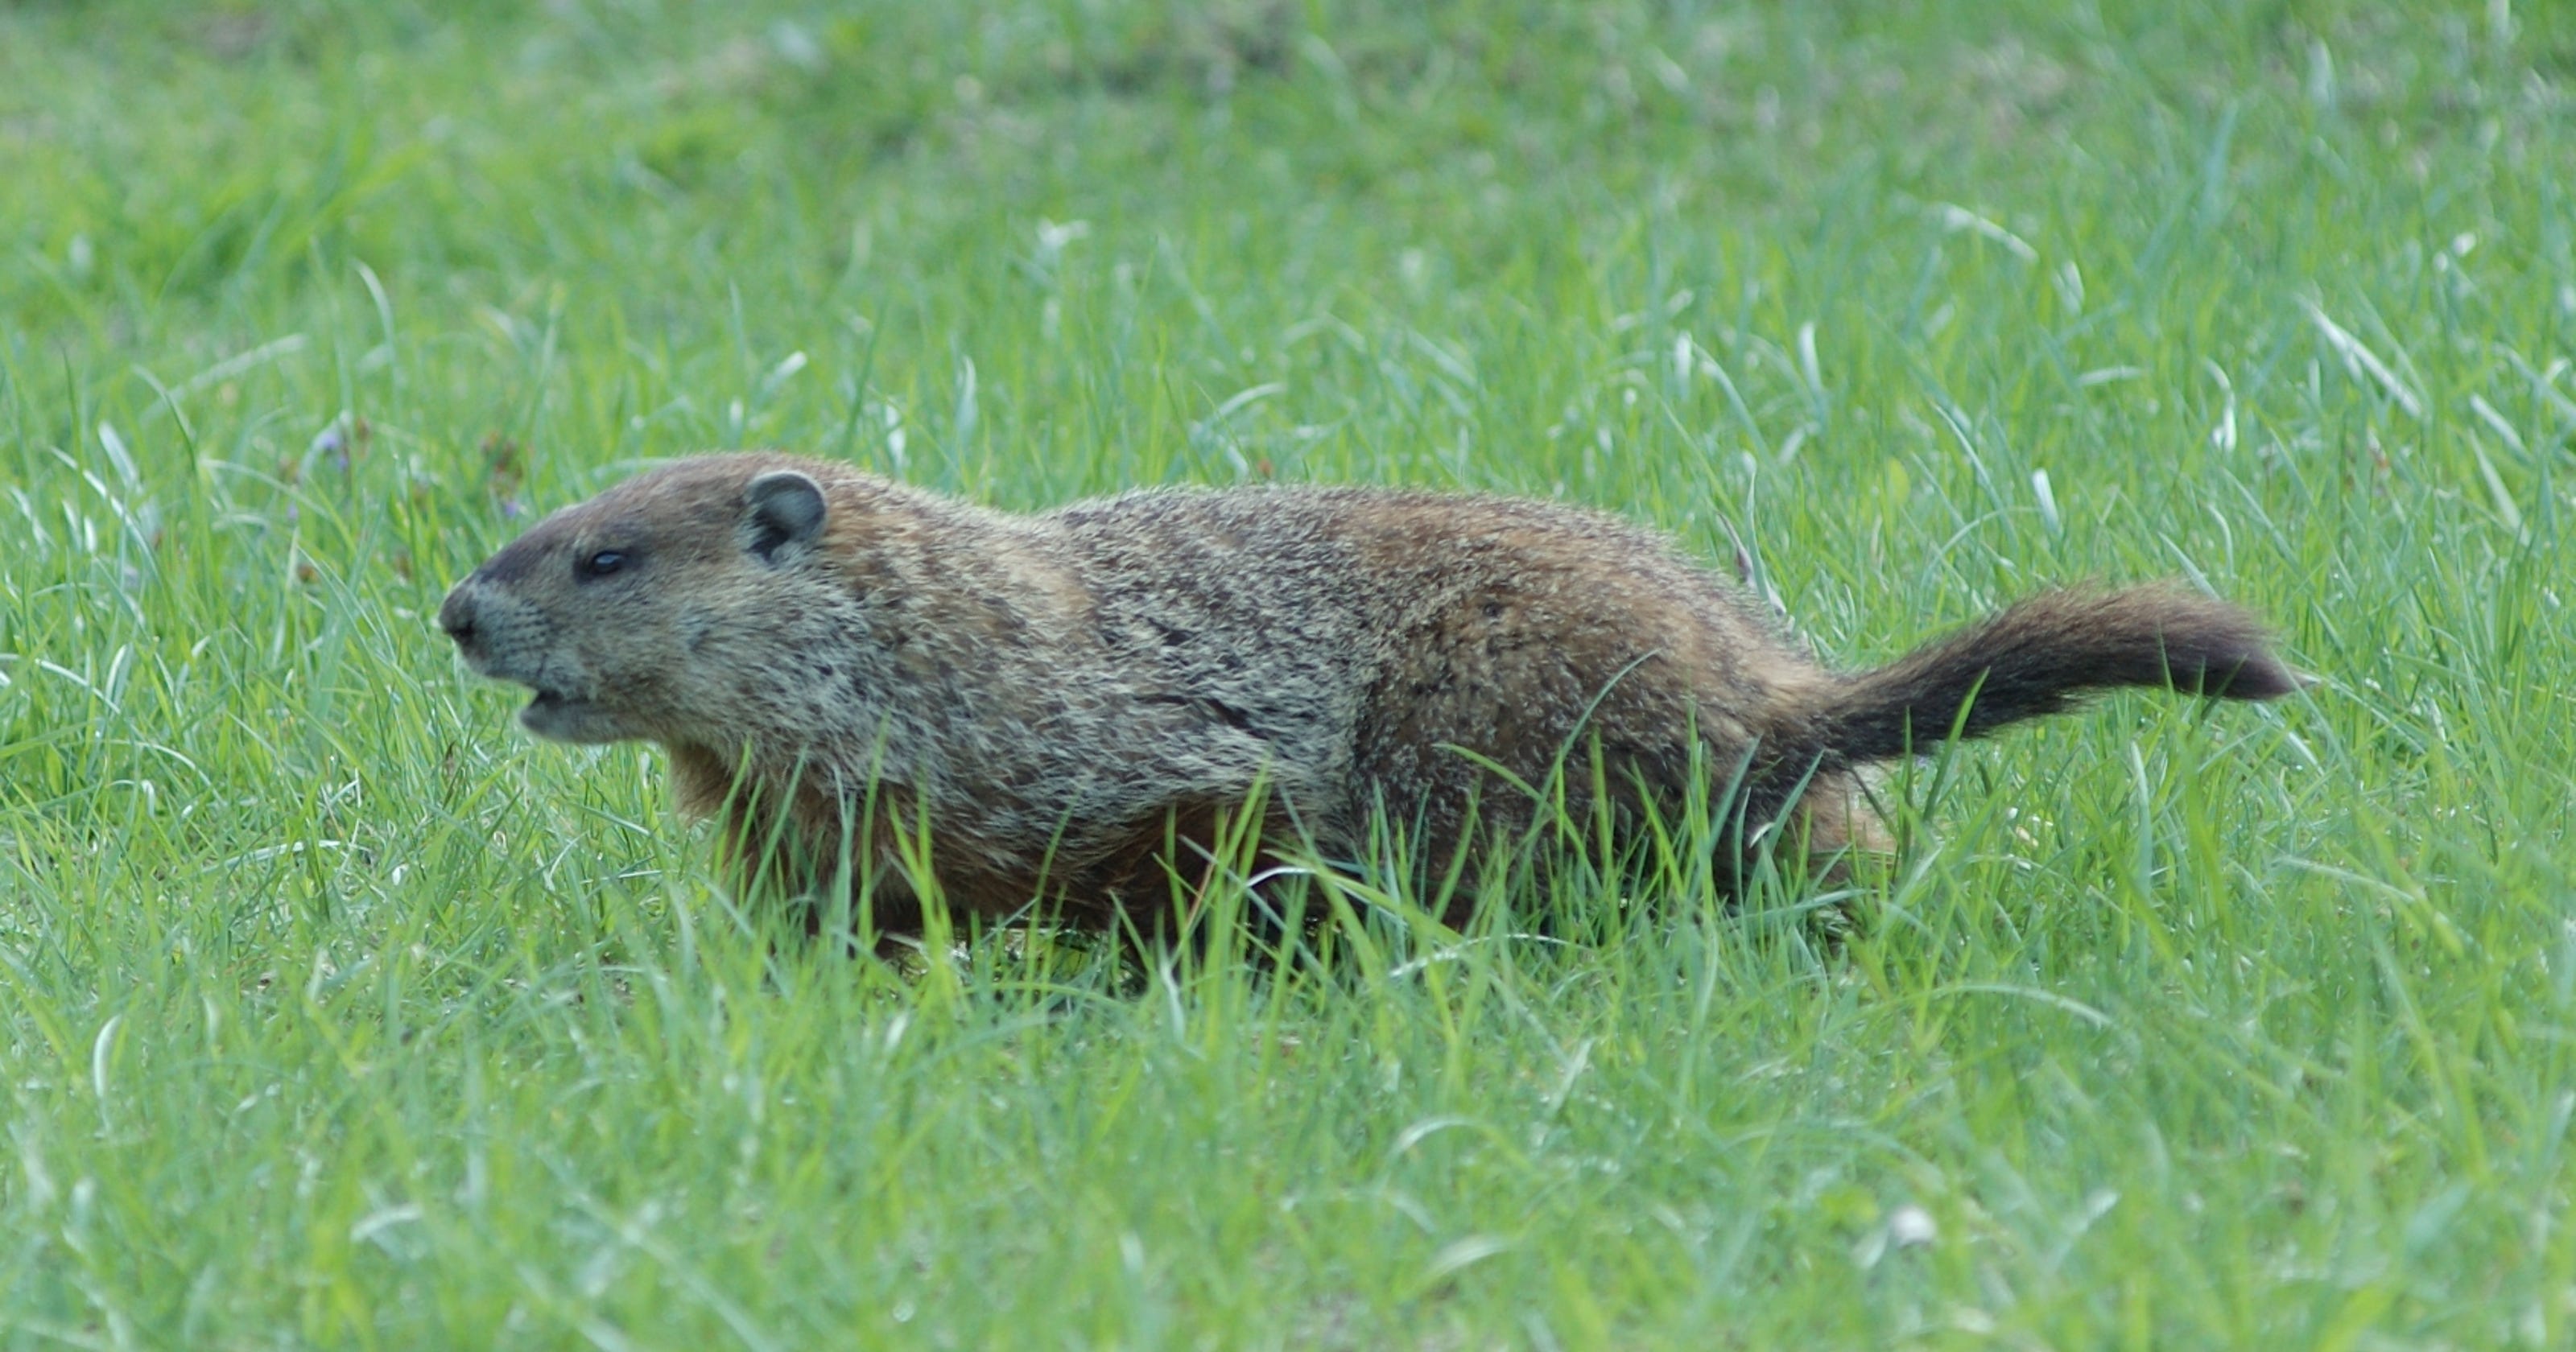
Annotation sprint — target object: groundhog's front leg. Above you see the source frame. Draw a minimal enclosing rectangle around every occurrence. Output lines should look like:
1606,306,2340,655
665,741,916,939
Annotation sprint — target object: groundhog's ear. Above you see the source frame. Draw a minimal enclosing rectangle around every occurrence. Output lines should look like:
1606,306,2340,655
744,469,828,561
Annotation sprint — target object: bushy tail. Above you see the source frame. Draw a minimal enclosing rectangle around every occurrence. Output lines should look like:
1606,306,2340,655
1808,584,2299,765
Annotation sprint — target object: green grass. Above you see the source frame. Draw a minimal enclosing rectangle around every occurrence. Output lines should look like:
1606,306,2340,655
4,0,2573,1344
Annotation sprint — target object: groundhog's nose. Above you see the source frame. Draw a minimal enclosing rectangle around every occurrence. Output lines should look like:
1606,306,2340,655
437,585,480,652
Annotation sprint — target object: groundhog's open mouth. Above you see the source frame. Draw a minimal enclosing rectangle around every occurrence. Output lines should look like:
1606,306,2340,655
518,688,625,744
524,688,601,719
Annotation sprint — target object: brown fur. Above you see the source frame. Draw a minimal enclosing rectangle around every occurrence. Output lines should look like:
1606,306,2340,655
439,453,2297,934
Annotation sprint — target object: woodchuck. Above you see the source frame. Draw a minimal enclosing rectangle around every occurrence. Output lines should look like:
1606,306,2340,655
438,452,2297,937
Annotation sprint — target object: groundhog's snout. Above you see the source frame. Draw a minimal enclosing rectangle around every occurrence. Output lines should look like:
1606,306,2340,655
436,583,482,655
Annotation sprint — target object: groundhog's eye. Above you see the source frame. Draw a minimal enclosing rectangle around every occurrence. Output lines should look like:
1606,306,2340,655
581,550,629,579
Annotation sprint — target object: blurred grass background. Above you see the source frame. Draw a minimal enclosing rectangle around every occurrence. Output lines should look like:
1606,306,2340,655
2,0,2572,1345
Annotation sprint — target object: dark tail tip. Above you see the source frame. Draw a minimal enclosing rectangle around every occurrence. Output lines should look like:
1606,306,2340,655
2118,583,2301,701
1810,583,2299,765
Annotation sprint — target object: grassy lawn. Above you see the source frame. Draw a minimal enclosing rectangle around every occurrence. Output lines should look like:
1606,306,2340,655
4,0,2572,1344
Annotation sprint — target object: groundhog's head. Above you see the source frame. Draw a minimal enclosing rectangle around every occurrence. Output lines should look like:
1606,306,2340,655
439,454,881,751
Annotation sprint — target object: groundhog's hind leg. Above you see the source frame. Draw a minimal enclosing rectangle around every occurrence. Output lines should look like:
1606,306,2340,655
1773,766,1895,894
